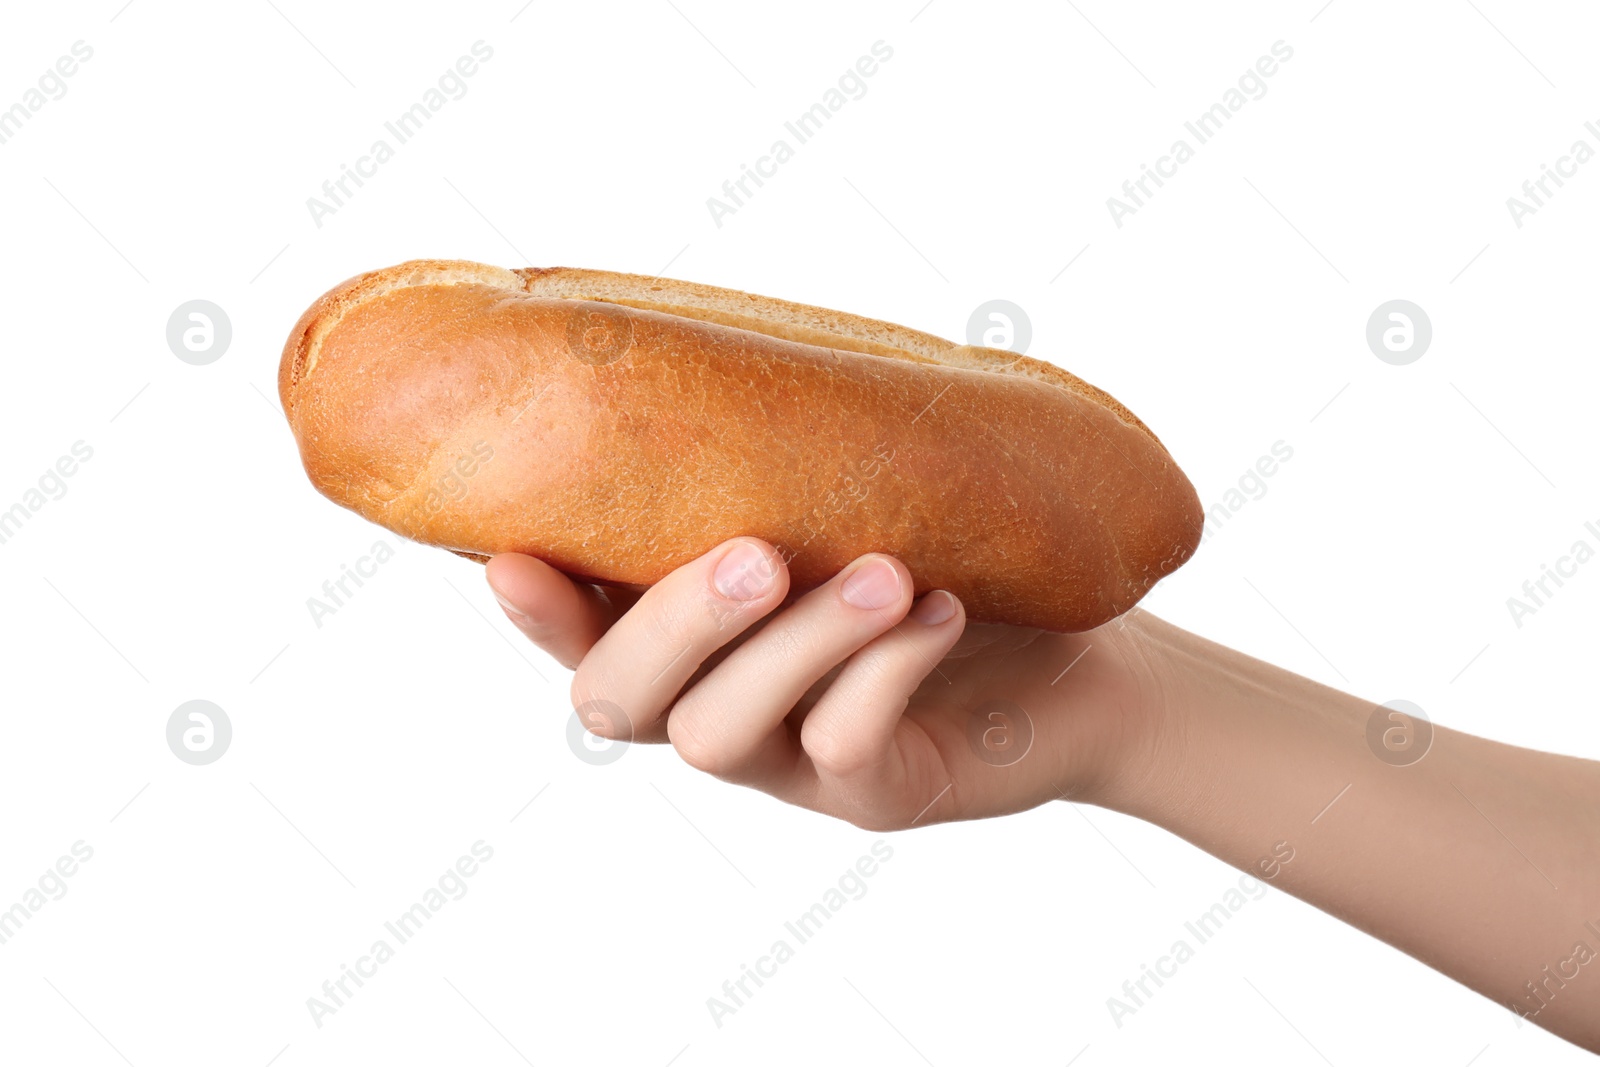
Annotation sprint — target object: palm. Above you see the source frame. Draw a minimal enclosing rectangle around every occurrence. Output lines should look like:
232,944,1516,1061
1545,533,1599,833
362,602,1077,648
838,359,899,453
816,622,1140,828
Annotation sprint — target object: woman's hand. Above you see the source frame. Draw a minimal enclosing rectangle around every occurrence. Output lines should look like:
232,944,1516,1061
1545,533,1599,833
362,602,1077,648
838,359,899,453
485,536,1169,829
490,536,1600,1051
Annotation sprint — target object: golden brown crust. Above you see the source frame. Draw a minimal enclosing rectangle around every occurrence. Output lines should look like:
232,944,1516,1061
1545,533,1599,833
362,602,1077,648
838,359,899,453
514,265,1162,444
279,259,1202,632
280,260,523,416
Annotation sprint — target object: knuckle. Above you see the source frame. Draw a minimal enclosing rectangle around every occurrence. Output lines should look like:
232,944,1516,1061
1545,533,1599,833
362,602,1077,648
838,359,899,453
668,714,734,776
847,810,902,833
570,675,630,739
803,718,874,778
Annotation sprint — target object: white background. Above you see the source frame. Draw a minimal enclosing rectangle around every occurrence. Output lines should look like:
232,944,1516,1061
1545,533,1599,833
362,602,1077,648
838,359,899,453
1,1,1596,1064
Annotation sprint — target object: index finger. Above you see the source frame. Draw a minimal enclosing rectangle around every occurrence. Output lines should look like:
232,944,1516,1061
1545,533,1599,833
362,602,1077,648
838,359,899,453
485,553,634,670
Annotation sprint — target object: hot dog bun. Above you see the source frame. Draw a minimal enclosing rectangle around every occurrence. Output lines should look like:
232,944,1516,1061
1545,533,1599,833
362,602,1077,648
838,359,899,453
279,259,1202,632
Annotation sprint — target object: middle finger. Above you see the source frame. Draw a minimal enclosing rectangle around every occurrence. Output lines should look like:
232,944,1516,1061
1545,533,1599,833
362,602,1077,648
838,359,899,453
666,553,917,783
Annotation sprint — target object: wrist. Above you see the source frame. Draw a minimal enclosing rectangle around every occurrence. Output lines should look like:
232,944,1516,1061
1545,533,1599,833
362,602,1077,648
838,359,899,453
1045,608,1196,816
1087,612,1376,841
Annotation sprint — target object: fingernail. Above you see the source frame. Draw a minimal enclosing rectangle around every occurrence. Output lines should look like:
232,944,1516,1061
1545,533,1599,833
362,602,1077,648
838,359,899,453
493,592,529,622
714,540,775,601
841,558,902,611
910,590,957,625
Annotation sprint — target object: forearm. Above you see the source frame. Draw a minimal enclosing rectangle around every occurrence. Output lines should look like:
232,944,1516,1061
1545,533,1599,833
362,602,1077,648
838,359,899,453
1098,613,1600,1050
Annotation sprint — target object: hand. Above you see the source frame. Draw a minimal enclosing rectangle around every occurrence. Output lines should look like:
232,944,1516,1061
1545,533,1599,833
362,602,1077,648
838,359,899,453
491,537,1600,1051
485,537,1169,829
